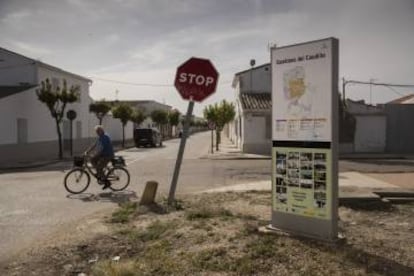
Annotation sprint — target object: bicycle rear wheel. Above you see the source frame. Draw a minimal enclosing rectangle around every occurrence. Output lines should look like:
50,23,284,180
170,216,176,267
106,167,130,191
64,168,90,194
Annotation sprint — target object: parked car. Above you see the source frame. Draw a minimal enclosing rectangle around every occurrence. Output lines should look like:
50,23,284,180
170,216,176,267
134,128,162,148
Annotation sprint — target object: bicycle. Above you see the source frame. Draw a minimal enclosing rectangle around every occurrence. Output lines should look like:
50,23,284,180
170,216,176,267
64,154,130,194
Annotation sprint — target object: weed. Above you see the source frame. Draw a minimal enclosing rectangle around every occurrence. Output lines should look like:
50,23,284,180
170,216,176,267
185,206,234,220
191,247,231,272
136,240,185,275
161,197,185,211
111,202,137,223
136,220,176,242
91,260,137,276
191,220,213,231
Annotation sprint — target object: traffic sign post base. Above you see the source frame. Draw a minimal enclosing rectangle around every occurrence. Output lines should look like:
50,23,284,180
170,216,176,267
168,100,194,206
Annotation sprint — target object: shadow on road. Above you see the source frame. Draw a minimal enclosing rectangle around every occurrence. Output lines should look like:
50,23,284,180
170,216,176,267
66,190,138,204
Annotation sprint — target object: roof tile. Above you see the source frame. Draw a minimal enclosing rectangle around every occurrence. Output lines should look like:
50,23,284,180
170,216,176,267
240,93,271,110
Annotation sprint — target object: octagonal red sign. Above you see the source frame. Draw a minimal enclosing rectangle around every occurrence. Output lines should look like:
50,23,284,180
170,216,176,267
174,57,219,102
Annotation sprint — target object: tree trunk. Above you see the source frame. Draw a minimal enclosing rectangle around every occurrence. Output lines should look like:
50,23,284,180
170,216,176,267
99,117,103,125
215,130,220,151
122,124,125,148
56,119,63,159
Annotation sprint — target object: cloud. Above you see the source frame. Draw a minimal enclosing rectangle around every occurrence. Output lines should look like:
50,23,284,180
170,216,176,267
0,0,413,112
10,41,53,57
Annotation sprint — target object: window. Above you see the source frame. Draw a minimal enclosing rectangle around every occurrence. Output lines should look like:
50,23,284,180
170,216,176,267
17,118,28,144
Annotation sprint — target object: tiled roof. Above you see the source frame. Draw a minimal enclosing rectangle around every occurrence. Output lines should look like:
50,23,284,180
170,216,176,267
386,94,414,104
240,93,271,110
0,85,36,99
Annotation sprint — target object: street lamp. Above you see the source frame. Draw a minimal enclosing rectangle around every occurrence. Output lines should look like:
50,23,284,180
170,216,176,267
250,59,255,92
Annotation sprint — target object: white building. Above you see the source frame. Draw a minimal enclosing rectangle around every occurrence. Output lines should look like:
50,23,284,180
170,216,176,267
0,47,133,165
123,100,172,129
341,99,386,153
228,63,272,155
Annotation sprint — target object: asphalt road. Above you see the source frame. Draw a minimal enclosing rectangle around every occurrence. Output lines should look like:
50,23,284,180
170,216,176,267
0,131,270,262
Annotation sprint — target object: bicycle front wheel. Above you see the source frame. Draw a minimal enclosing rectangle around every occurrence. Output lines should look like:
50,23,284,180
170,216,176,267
64,168,91,194
106,167,130,191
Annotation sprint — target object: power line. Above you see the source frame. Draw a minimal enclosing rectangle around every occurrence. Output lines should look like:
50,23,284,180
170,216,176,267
90,76,233,87
383,85,405,97
342,78,414,101
90,77,173,87
344,79,414,88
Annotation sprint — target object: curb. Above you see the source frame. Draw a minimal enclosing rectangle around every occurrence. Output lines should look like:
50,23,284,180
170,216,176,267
0,159,70,171
0,145,138,172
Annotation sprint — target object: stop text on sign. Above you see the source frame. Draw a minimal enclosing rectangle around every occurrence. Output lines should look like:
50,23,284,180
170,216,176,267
178,73,214,87
174,57,219,102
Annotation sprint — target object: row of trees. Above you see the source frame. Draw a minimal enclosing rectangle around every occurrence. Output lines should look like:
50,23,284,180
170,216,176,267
89,101,182,148
36,78,182,159
203,100,235,151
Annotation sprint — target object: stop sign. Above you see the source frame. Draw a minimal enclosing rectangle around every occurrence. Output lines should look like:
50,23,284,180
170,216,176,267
174,57,219,102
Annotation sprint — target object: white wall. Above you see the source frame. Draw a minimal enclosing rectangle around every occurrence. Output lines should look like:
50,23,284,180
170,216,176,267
244,114,266,143
354,115,386,152
104,115,134,142
0,49,36,85
238,65,271,93
37,65,94,141
0,63,94,146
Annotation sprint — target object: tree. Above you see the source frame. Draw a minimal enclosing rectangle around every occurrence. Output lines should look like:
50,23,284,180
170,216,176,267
131,109,146,127
89,100,111,125
112,103,133,148
150,109,169,137
204,100,235,151
36,78,80,159
168,110,180,127
168,110,181,137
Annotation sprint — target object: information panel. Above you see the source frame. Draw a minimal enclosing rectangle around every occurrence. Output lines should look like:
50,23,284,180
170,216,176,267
271,38,339,241
273,147,331,219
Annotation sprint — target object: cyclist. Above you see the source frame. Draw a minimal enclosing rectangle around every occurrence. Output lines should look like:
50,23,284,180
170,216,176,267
85,125,114,189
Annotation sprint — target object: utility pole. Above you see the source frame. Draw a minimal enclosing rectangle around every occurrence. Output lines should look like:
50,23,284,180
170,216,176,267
250,59,255,92
369,78,376,105
342,78,414,104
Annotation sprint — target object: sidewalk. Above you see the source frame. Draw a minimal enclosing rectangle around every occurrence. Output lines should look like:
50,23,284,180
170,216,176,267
200,135,271,160
201,136,414,202
0,143,136,172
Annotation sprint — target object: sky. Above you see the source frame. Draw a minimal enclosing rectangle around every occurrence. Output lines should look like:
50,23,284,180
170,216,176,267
1,0,413,116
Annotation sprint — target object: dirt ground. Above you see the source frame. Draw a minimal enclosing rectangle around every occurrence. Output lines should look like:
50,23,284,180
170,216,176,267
1,191,413,276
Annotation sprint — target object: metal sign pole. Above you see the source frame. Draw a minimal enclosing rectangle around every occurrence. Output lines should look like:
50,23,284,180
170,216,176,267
168,100,194,205
70,120,73,156
211,129,214,154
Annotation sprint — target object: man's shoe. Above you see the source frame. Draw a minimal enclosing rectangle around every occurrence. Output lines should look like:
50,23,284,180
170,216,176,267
102,180,111,190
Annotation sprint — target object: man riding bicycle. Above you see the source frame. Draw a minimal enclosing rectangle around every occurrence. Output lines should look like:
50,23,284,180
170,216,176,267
85,125,114,189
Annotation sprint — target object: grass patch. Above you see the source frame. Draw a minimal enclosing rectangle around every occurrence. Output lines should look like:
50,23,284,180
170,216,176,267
119,220,178,243
191,247,232,272
9,191,414,276
185,205,234,220
161,197,185,211
134,240,185,275
136,220,175,242
92,260,137,276
111,202,137,223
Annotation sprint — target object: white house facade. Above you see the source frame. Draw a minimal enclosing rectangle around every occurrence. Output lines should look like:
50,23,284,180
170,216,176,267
0,47,133,165
228,63,272,155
